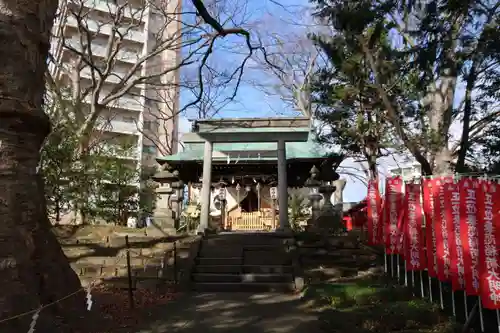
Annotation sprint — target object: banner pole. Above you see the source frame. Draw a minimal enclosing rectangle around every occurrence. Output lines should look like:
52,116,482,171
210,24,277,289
391,253,395,278
464,291,468,320
496,309,500,333
404,260,408,286
428,274,433,303
397,254,400,282
451,291,456,317
411,270,415,296
384,253,388,273
478,296,485,332
420,270,424,297
439,281,444,309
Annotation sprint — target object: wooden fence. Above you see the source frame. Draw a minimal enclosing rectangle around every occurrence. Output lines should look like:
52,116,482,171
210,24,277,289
227,212,277,231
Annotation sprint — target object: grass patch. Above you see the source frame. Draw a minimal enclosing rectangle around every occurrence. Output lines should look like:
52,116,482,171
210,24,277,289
308,277,460,333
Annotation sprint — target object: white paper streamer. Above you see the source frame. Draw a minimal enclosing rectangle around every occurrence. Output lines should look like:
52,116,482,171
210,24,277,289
85,285,93,311
27,308,41,333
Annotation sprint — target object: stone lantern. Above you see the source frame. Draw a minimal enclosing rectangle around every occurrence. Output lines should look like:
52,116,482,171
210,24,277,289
304,165,323,230
152,168,183,231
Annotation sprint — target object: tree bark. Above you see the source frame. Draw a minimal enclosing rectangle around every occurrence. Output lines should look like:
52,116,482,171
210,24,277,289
0,1,87,331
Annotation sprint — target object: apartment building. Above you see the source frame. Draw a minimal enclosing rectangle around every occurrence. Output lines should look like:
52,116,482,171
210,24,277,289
49,0,180,174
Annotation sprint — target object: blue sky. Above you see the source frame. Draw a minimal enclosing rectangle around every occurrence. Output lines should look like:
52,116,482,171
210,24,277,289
176,0,469,203
176,0,372,203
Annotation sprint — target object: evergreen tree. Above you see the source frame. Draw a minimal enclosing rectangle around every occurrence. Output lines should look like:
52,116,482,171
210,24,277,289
310,0,500,175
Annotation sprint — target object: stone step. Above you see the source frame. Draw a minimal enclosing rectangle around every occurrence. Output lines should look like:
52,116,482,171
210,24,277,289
198,244,289,255
194,264,293,274
192,273,293,283
202,235,293,247
191,281,296,292
196,257,241,266
196,253,291,266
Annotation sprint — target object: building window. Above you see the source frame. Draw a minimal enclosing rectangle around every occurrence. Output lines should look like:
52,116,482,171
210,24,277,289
144,120,158,131
142,145,157,154
123,116,136,123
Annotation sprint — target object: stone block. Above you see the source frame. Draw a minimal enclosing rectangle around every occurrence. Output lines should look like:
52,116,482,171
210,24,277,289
128,236,155,245
137,266,161,278
62,246,96,258
115,266,129,277
77,257,108,265
101,266,118,277
82,265,102,276
109,237,127,248
144,257,164,267
154,242,174,251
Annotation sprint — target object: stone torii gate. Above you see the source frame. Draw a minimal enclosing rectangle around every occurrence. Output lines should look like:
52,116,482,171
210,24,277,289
193,117,311,234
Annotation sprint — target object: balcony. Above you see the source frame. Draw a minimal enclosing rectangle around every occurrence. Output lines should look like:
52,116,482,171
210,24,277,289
97,144,139,160
75,90,145,112
78,66,142,87
63,38,141,65
80,0,148,23
65,16,145,43
100,119,139,135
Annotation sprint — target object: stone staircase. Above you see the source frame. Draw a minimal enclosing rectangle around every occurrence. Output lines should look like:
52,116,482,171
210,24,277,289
190,233,299,292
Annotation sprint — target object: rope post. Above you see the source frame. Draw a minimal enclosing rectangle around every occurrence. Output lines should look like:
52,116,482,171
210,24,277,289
173,241,178,285
125,236,134,309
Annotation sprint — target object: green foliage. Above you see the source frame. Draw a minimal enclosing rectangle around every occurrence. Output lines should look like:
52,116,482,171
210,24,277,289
289,191,309,231
41,97,157,225
308,279,460,333
309,0,500,174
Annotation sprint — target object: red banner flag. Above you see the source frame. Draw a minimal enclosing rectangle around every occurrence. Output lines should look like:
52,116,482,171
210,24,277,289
404,184,425,271
367,179,382,245
423,178,438,277
459,177,481,295
384,177,404,254
443,179,465,290
397,199,407,258
433,176,452,282
477,179,500,309
404,183,425,270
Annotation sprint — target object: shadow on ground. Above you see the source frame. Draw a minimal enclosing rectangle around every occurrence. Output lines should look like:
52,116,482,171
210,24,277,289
118,292,321,333
302,276,461,333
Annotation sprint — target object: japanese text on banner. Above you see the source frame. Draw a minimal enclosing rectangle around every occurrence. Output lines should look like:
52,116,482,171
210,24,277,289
443,180,465,290
459,177,481,295
367,179,382,245
423,178,438,277
432,177,451,282
384,177,404,254
477,180,500,309
404,183,425,271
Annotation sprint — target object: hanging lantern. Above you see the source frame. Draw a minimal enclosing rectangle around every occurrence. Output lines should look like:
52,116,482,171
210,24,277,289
256,183,261,212
218,187,226,201
236,183,241,207
245,185,251,192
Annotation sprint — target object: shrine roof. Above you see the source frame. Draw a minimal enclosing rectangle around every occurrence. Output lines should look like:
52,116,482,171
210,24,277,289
157,140,330,164
183,117,311,143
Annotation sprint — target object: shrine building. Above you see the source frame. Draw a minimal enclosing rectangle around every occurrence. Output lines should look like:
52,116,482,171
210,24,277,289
154,117,342,233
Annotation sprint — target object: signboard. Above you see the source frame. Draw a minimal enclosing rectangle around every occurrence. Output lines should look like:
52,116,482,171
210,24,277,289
270,187,277,199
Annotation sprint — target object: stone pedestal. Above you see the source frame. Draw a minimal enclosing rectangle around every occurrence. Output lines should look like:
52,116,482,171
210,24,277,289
306,192,323,231
314,184,344,234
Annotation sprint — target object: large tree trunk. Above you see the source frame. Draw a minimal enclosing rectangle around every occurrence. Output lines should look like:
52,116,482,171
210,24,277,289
0,1,87,332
